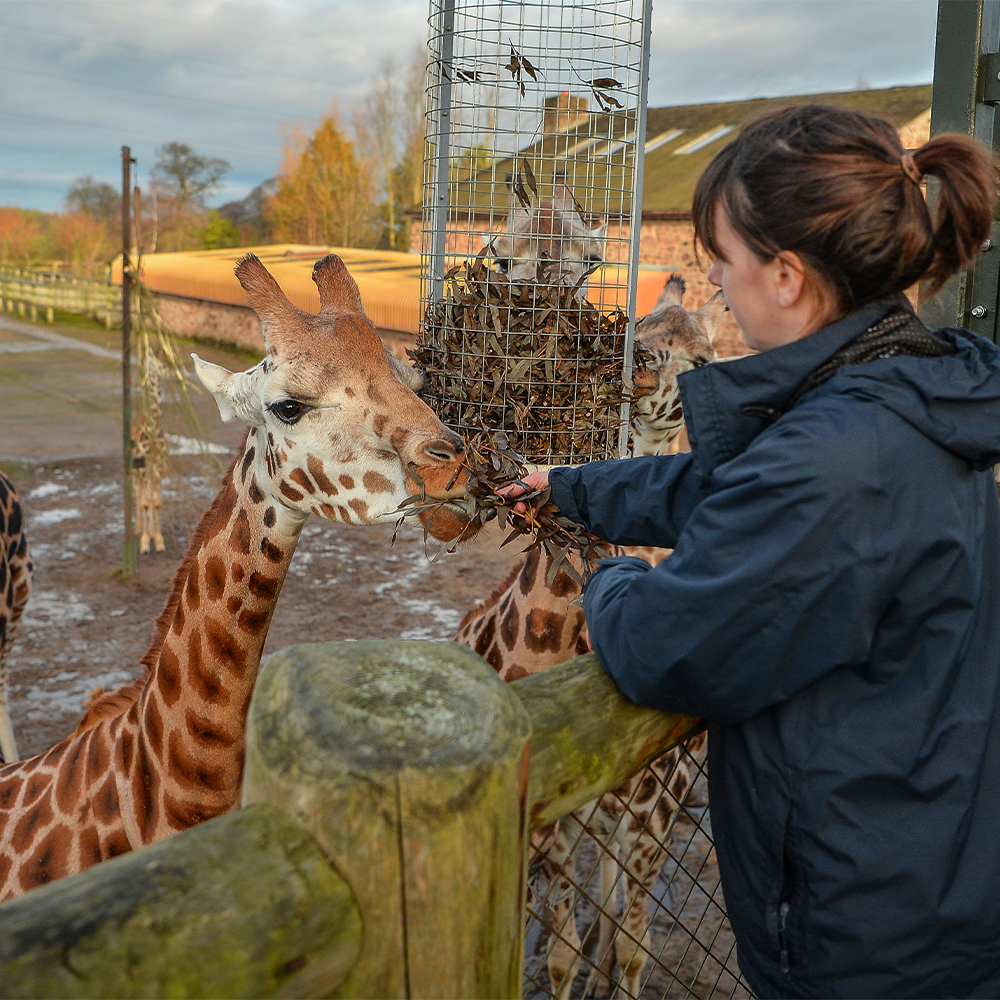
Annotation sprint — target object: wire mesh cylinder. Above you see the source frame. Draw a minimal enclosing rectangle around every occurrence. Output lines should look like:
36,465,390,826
416,0,651,465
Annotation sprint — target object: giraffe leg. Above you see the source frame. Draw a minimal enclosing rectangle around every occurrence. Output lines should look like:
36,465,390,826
594,847,621,998
151,472,165,552
135,472,151,554
615,842,659,999
614,754,693,998
543,816,585,1000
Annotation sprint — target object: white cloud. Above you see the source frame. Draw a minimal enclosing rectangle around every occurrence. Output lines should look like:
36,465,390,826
0,0,937,211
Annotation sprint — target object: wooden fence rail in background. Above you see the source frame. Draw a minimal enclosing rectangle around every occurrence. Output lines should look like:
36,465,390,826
0,268,121,329
0,642,698,1000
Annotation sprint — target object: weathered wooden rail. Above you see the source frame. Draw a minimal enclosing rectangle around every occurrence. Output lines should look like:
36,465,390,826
0,269,121,328
0,641,701,999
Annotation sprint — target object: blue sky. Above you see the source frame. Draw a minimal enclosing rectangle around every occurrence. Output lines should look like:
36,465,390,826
0,0,938,212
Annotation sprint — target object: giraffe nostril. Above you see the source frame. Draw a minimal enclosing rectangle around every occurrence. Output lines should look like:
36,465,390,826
422,439,458,463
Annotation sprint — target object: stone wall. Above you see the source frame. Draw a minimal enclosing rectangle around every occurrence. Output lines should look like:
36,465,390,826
153,291,414,361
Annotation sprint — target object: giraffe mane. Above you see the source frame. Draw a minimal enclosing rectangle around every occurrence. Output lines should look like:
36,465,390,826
73,436,248,736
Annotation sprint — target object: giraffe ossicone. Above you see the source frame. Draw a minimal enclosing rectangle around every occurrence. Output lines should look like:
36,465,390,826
0,253,474,902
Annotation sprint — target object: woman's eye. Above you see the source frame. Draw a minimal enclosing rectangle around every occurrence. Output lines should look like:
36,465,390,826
269,399,308,424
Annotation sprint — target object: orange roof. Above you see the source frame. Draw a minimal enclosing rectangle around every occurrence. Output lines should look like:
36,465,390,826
112,243,677,334
112,244,424,335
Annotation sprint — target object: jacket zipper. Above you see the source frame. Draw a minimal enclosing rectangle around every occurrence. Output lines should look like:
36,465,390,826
777,900,791,974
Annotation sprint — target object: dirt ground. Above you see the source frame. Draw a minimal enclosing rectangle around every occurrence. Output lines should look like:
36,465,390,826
0,312,522,758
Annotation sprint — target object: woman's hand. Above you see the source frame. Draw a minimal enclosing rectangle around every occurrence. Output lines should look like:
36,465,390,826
497,470,550,514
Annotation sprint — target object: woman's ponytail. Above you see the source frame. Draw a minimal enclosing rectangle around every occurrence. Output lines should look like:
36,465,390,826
693,105,999,310
912,134,996,292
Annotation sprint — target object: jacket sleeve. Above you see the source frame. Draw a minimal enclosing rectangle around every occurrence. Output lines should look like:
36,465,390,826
582,408,885,724
548,453,709,548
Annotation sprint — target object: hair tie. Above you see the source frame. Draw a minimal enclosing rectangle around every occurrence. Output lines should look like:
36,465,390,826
900,154,923,185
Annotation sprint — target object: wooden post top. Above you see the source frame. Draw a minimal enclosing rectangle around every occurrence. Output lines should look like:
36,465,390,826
247,639,531,796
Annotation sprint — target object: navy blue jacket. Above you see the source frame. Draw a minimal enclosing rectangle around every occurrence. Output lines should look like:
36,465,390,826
550,300,1000,999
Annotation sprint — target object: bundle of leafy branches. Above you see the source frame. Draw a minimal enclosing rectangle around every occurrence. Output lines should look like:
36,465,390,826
397,432,610,586
411,250,636,465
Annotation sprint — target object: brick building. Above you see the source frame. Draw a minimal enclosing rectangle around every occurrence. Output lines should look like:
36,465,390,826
411,85,931,357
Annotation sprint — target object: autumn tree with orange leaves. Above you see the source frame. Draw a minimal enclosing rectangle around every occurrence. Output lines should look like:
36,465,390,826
266,112,377,248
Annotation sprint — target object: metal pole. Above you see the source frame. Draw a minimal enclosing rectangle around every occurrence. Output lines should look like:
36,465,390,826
428,0,456,305
618,0,653,458
121,146,137,578
921,0,1000,340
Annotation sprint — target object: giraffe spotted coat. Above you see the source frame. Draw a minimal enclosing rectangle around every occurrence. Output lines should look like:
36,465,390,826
0,253,474,901
0,472,31,764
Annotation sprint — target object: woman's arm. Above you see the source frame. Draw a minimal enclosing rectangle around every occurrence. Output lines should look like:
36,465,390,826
502,453,709,549
584,408,885,724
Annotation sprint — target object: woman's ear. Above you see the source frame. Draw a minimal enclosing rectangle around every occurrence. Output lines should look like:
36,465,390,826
773,251,808,309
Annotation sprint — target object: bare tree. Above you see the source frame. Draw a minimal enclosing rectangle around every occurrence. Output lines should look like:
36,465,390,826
149,143,230,251
356,46,426,250
65,176,119,222
151,142,230,213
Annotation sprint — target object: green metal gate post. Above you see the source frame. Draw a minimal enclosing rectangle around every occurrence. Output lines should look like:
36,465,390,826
922,0,1000,341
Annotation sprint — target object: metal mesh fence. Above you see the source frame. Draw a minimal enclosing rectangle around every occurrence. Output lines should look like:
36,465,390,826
525,736,754,1000
417,0,652,464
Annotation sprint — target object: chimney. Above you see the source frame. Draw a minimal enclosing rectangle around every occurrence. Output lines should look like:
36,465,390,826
543,92,588,134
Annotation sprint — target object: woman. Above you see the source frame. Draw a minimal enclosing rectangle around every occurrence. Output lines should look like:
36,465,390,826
509,105,1000,997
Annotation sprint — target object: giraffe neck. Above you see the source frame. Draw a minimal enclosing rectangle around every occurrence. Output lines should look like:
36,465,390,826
631,418,682,457
117,428,306,846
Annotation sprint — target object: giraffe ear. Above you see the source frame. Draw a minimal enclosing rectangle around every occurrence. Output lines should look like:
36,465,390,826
313,254,364,316
192,354,266,426
696,289,728,343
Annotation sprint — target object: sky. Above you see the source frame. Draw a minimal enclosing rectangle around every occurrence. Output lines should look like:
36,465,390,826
0,0,939,213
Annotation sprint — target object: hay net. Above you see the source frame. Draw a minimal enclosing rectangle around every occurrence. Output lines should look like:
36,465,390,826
417,0,651,465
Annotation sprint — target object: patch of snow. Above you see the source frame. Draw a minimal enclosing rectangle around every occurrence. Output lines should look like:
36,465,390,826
26,483,68,500
398,598,464,640
165,433,231,456
30,508,81,527
21,589,95,628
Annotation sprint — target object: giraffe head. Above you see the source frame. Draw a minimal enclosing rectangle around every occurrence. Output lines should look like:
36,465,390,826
193,254,473,540
629,274,726,455
490,174,606,296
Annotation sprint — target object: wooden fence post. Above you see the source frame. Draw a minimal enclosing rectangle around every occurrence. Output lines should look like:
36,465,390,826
0,804,362,998
243,639,533,1000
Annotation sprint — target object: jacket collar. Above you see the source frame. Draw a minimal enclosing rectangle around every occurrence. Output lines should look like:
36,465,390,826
679,297,900,480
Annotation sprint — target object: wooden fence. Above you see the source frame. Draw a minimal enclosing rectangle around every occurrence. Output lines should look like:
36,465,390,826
0,641,701,999
0,269,121,328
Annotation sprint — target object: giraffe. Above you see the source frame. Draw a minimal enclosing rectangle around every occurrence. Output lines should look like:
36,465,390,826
489,172,607,297
454,275,724,998
0,253,474,902
0,471,32,764
132,357,167,554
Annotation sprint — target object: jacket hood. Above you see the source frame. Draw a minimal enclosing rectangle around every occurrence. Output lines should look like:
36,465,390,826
680,298,1000,477
834,327,1000,472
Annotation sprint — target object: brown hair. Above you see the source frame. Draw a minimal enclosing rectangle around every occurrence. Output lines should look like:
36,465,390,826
692,104,997,311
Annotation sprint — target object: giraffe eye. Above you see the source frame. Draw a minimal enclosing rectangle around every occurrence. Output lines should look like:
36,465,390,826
495,258,510,273
269,399,309,424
